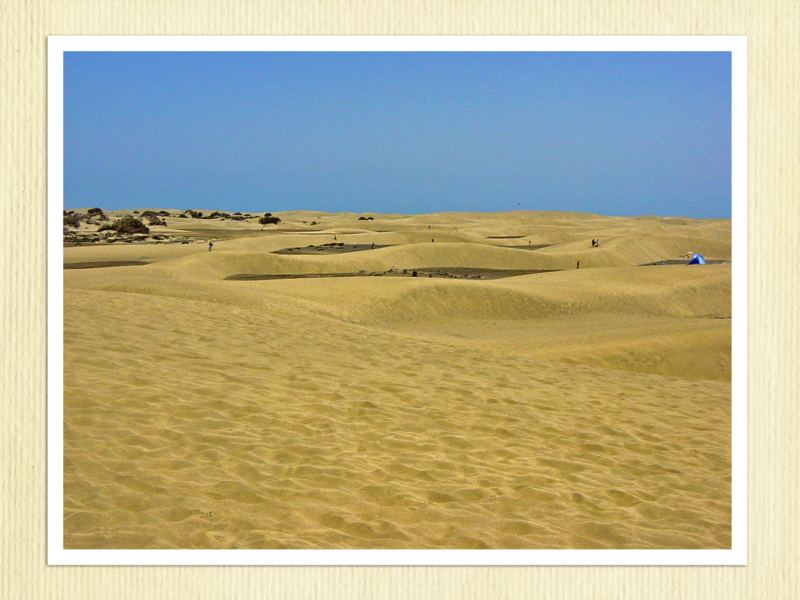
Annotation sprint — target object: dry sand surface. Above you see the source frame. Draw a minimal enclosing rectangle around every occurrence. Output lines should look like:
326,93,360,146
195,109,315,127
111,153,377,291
63,210,731,549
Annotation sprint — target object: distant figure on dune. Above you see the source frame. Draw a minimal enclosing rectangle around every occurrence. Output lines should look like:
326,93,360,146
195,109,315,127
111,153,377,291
432,238,435,243
576,259,580,269
591,238,600,248
208,241,214,252
371,242,375,249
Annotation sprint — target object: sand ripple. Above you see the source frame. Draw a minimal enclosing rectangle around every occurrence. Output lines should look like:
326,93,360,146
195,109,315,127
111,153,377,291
64,283,730,549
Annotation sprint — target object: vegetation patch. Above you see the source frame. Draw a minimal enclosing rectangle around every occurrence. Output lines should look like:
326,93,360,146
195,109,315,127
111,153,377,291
63,213,82,228
98,215,150,235
259,214,282,225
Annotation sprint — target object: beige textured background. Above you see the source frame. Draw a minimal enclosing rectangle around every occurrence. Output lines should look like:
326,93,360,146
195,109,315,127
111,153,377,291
2,1,797,598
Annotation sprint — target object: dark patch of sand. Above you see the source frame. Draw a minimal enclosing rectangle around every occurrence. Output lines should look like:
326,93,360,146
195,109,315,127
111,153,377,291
412,267,558,279
278,230,341,235
639,259,731,266
64,261,149,269
171,228,275,239
226,267,558,281
506,244,553,250
273,243,393,255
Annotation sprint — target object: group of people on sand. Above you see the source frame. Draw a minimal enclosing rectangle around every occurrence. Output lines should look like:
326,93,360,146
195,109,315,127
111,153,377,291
577,237,602,269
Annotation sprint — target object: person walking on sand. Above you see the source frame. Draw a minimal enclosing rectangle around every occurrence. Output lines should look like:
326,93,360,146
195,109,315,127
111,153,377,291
576,259,580,269
208,241,214,252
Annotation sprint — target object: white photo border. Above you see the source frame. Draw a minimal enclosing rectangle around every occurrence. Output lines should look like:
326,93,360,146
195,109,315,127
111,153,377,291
48,35,747,566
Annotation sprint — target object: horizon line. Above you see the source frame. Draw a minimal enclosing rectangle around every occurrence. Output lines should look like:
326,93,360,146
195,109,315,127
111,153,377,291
62,206,732,220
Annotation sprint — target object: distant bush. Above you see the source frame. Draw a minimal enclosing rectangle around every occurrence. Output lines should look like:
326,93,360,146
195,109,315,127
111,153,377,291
142,210,170,219
147,215,167,226
98,216,149,235
259,215,281,225
86,207,108,221
358,216,374,221
178,213,188,218
63,214,82,228
185,210,203,219
205,211,231,220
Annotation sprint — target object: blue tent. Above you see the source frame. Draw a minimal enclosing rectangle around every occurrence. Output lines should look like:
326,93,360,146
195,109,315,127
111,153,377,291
689,253,706,265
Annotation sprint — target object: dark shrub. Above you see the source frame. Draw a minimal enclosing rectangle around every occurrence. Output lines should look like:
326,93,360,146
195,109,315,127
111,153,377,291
86,208,109,222
98,216,149,235
178,213,188,218
259,215,281,225
63,214,82,228
358,216,374,221
147,215,167,226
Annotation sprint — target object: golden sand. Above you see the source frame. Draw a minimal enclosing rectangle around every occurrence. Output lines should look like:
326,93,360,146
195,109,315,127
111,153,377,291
63,211,731,549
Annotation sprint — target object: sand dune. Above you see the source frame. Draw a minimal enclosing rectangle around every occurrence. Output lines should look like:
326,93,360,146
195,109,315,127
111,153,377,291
63,210,731,549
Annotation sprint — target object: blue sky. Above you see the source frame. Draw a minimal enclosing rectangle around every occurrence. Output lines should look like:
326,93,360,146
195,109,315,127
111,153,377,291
64,51,731,217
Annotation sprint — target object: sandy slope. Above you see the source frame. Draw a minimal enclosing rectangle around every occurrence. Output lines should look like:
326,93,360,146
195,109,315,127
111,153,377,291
63,210,731,549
